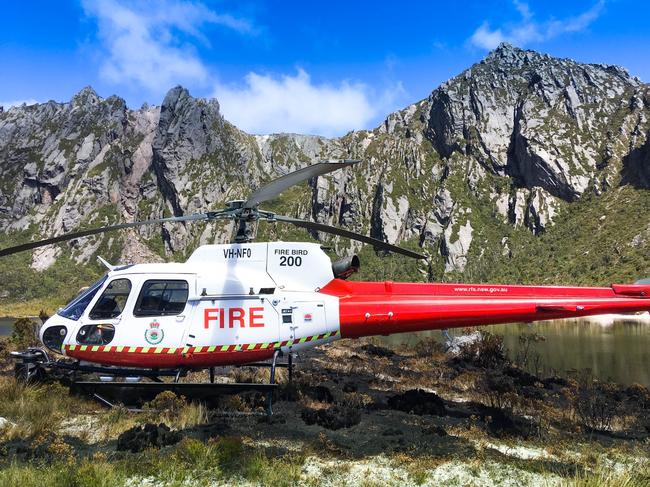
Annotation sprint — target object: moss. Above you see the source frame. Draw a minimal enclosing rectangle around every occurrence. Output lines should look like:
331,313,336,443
57,138,77,159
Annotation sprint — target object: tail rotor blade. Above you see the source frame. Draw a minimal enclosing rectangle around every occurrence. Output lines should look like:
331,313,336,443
244,159,360,209
271,214,427,260
0,212,218,258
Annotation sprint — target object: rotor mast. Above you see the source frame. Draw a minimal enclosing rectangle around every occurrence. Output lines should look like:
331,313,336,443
227,200,256,243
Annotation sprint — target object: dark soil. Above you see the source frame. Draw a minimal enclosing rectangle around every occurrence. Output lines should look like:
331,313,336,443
360,344,395,358
386,389,446,416
1,333,648,466
301,406,361,430
116,423,182,453
302,385,335,403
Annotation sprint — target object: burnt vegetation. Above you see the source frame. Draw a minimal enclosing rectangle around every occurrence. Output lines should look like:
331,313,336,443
0,326,648,485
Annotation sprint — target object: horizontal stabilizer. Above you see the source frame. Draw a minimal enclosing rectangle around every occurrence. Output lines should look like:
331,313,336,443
612,284,650,297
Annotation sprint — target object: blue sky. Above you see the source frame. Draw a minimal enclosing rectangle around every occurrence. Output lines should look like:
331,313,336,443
1,0,649,136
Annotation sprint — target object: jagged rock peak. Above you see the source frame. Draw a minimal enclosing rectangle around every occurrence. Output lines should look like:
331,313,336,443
161,85,188,109
481,43,637,85
161,86,220,114
1,46,650,284
484,42,533,65
71,86,102,106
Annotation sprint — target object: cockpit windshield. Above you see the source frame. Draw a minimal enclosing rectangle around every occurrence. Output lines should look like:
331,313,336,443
57,275,108,321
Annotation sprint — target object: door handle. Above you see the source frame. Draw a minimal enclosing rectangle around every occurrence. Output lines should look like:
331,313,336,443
176,315,186,322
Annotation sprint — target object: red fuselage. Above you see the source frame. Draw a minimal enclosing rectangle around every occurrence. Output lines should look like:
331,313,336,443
319,280,650,338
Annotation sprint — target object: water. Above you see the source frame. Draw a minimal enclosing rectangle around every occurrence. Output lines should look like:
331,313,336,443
1,316,648,387
377,317,650,388
0,317,17,336
0,316,40,337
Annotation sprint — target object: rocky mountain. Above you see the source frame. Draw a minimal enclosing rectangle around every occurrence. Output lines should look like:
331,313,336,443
1,43,649,305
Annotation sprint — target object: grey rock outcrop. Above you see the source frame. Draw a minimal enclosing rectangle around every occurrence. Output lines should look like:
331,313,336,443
1,44,649,288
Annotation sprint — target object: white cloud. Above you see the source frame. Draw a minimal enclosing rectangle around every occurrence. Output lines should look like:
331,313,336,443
0,99,38,110
83,0,405,136
470,23,506,50
82,0,254,94
469,1,605,50
214,69,403,136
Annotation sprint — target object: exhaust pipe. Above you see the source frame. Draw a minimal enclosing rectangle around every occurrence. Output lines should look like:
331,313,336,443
332,255,360,279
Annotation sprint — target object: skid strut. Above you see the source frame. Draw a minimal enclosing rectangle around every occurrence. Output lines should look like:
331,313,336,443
288,353,293,382
267,349,281,415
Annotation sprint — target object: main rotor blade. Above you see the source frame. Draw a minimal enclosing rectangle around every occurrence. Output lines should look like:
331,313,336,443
244,159,360,209
0,212,219,258
272,214,427,260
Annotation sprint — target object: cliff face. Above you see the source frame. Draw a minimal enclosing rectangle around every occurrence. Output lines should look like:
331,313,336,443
1,44,649,302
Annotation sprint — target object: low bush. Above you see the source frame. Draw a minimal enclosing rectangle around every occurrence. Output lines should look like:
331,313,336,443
143,391,208,430
573,374,624,432
455,331,508,369
10,318,38,350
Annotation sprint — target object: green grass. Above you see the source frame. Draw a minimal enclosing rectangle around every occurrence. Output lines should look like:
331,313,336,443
486,185,650,286
560,462,650,487
0,437,306,487
0,378,95,437
0,460,124,487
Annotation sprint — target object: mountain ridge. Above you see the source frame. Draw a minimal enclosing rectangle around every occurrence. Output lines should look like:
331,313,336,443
1,43,649,306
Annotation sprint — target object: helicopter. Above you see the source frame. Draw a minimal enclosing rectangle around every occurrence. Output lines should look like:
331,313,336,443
4,159,650,411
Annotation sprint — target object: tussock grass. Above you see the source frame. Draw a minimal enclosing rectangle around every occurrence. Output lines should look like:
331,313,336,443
94,392,209,440
96,405,139,441
0,377,93,438
558,462,650,487
163,437,304,486
0,458,126,487
169,400,208,430
142,391,209,430
0,437,306,487
229,366,289,384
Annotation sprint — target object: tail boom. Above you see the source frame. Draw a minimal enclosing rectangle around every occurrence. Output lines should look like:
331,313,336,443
319,279,650,339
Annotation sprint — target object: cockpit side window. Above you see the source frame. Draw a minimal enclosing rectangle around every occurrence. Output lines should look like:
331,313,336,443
89,278,132,320
134,280,189,317
58,275,108,321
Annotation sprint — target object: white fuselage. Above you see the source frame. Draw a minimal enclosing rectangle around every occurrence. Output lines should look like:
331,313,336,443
41,242,341,367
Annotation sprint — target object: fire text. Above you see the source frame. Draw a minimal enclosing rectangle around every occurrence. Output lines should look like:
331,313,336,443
203,307,264,329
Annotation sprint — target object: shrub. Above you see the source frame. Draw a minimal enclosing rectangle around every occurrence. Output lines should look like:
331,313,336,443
514,332,546,375
413,337,446,357
482,370,517,410
574,374,624,431
145,390,186,414
143,391,208,430
10,318,38,349
456,331,507,369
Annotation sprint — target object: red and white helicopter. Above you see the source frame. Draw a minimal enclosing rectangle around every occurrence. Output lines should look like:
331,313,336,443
4,160,650,409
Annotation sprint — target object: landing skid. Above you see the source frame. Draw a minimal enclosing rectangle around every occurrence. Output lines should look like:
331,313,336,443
10,348,293,415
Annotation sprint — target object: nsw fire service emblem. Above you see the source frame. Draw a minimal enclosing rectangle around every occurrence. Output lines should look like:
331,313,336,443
145,320,164,345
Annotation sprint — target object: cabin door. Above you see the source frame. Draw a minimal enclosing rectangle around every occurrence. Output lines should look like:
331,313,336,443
127,277,194,350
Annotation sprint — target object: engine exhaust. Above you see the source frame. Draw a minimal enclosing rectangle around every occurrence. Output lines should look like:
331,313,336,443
332,255,360,279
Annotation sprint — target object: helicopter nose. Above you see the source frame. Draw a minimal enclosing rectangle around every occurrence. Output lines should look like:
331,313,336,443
40,317,68,354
